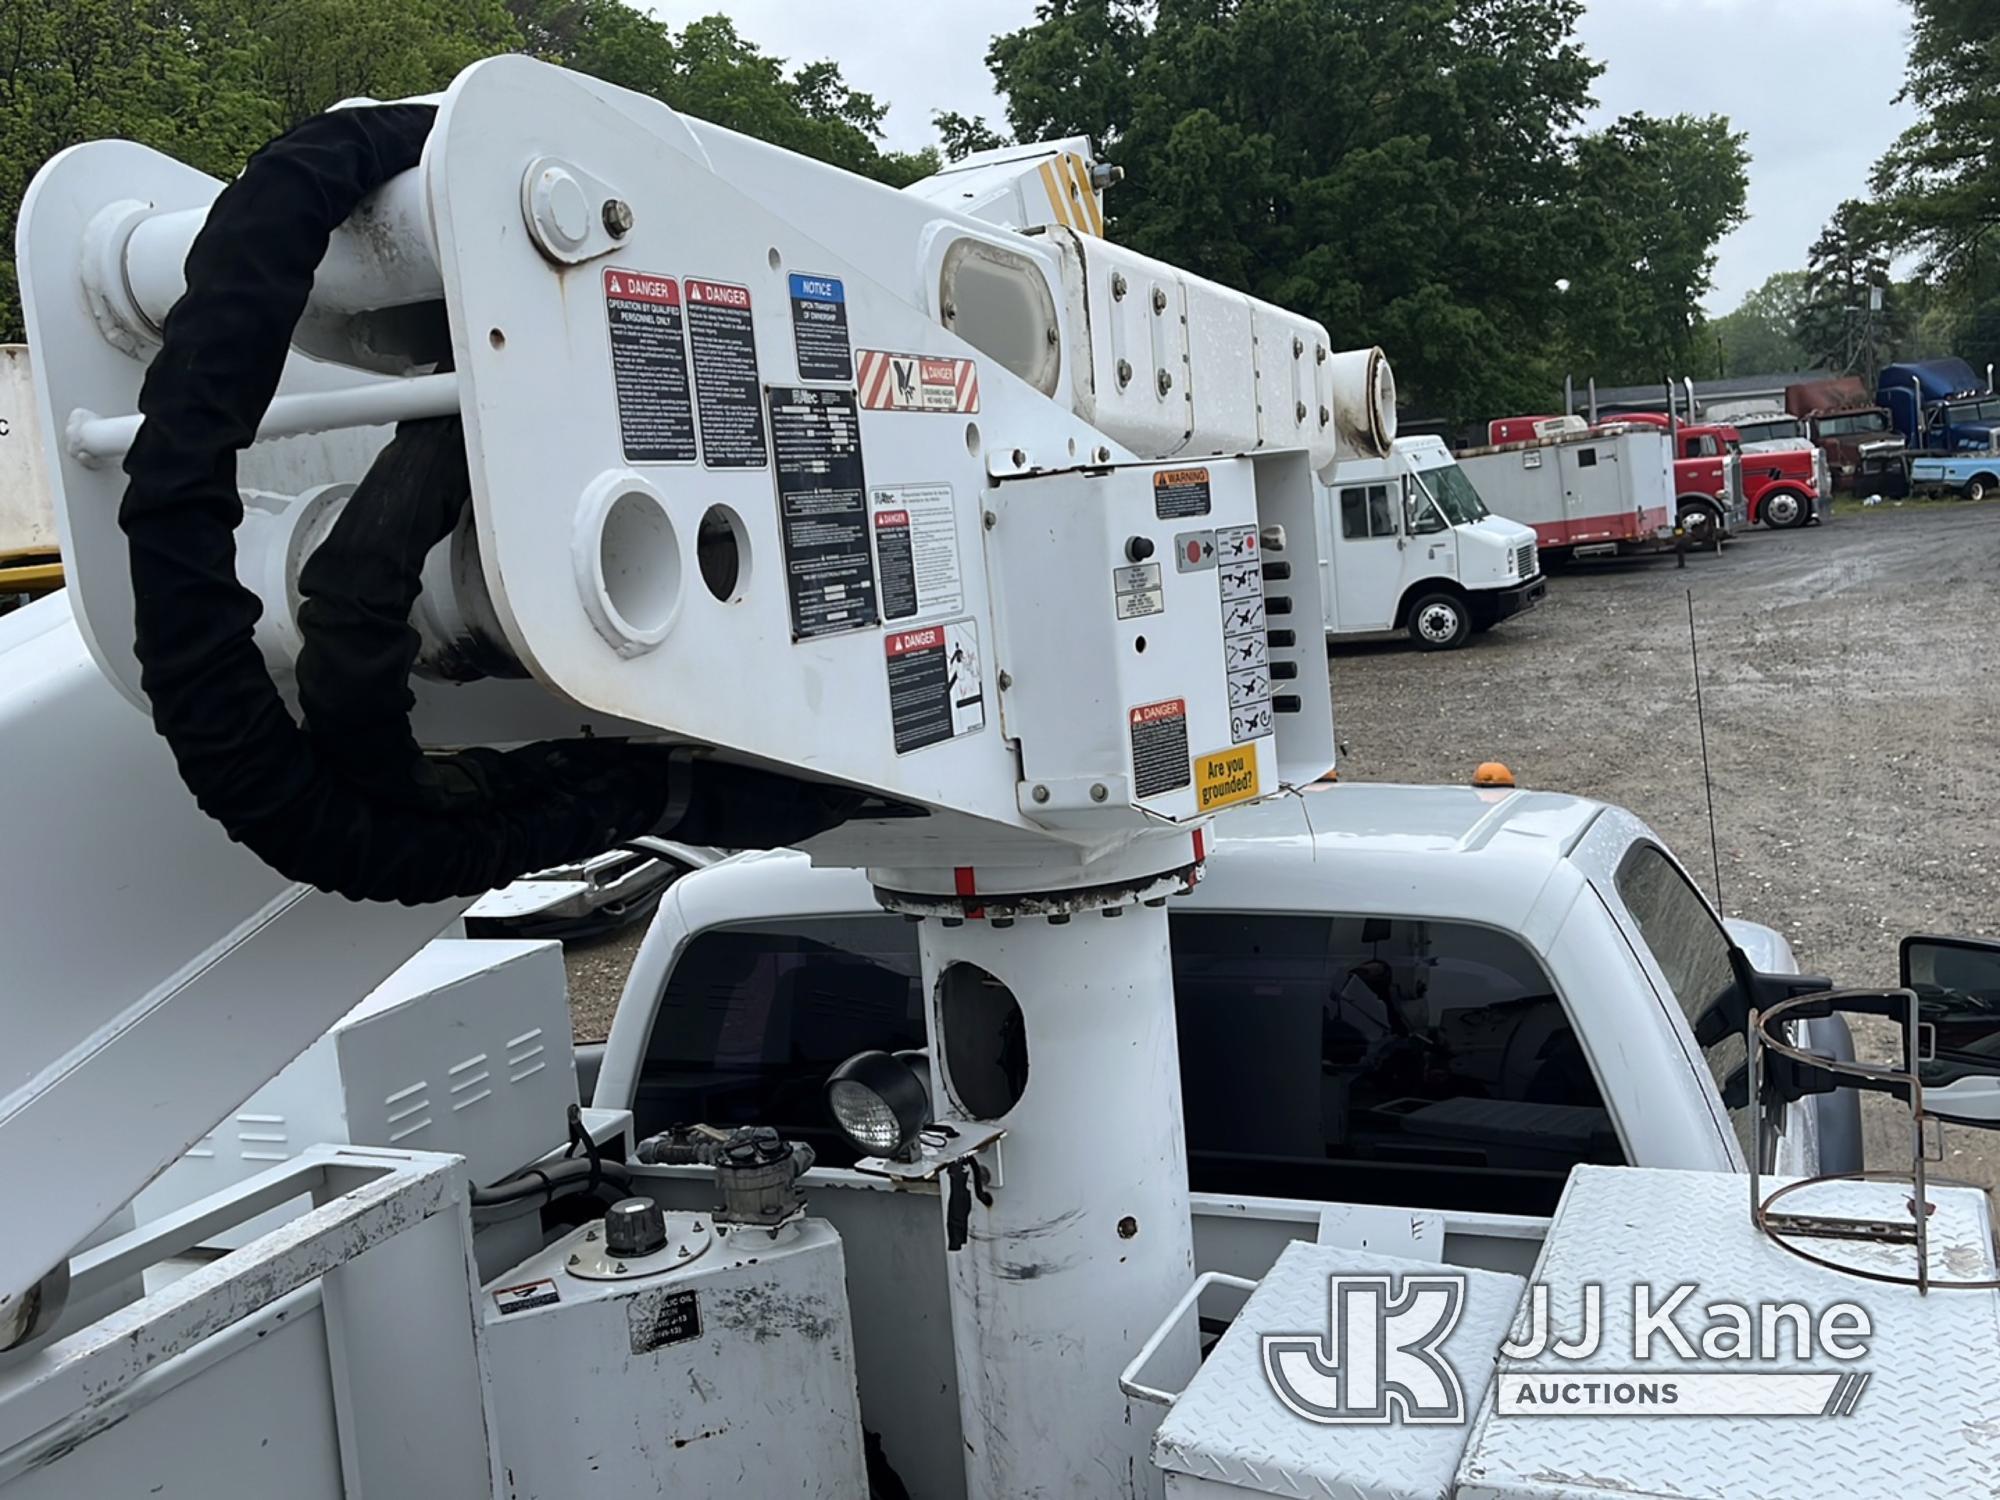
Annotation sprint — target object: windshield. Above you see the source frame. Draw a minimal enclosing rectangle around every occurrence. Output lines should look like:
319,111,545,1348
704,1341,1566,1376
1414,461,1490,525
1732,418,1802,444
1817,411,1889,437
1946,397,2000,423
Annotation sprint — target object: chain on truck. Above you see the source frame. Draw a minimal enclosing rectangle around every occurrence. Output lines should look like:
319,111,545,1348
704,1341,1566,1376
4,58,2000,1500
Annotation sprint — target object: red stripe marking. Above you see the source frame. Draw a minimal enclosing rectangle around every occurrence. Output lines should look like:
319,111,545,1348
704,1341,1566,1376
1193,828,1206,863
954,867,977,898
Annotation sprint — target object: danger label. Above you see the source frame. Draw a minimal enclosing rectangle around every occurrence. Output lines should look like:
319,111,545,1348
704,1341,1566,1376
1129,698,1192,800
872,482,962,622
886,620,985,754
685,278,766,469
1154,467,1212,520
603,269,696,464
1195,745,1260,812
769,387,878,640
788,272,853,383
493,1278,560,1316
858,350,981,413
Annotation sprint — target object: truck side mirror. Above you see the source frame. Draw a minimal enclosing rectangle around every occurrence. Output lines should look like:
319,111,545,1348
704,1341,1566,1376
1900,934,2000,1127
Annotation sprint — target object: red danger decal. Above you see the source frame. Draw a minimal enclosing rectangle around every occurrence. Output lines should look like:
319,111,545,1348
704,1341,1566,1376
1129,698,1187,726
886,626,946,656
684,279,751,308
604,271,680,306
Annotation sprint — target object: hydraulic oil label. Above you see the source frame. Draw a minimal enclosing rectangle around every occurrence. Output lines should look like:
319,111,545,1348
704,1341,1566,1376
769,386,878,640
602,269,696,464
1194,745,1260,812
685,278,767,469
788,273,854,383
886,620,985,754
1129,698,1192,799
628,1287,702,1354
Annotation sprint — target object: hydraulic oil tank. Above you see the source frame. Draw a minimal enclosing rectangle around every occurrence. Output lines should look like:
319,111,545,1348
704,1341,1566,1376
481,1204,866,1496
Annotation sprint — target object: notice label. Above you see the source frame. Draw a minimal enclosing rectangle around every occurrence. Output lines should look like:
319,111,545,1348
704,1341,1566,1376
769,387,878,639
493,1279,560,1316
685,278,767,469
788,273,854,383
1154,466,1213,520
1217,524,1273,742
857,350,981,413
872,482,963,622
886,620,985,754
628,1288,703,1355
1129,698,1192,799
603,269,696,464
1113,560,1164,620
1195,745,1261,812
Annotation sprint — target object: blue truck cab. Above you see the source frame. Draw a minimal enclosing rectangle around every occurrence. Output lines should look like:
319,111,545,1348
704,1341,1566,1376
1878,357,2000,455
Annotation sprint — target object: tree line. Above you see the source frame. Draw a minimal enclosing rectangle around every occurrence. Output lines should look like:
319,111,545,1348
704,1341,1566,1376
1710,0,1995,386
1,0,1760,422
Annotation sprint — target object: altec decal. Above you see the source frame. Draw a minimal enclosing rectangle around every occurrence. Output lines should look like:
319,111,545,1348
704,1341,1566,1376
857,350,981,413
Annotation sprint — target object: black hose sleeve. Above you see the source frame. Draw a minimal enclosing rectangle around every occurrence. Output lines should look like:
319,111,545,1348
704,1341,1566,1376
119,103,677,902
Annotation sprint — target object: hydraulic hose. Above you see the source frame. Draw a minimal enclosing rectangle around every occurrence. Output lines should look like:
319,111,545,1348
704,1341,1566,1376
120,104,861,903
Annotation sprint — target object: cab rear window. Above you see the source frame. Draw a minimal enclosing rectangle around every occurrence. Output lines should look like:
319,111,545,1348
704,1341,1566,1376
637,911,1622,1210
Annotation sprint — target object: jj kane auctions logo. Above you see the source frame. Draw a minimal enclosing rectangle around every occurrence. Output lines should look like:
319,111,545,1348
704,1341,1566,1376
1263,1275,1875,1423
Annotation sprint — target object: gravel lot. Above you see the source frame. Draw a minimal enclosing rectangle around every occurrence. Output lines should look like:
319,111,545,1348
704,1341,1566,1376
567,498,2000,1186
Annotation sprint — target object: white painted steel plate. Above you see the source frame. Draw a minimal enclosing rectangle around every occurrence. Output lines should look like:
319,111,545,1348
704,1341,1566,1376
1154,1238,1526,1499
1455,1164,2000,1499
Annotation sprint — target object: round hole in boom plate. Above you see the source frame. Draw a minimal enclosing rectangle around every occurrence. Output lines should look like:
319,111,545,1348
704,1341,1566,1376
964,422,981,457
697,504,749,602
1134,635,1147,654
938,963,1028,1121
488,327,505,349
573,473,684,656
767,247,783,272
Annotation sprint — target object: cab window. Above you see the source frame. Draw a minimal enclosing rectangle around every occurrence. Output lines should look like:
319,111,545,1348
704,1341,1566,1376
1683,434,1720,458
637,910,1622,1210
1340,484,1398,540
1612,845,1758,1162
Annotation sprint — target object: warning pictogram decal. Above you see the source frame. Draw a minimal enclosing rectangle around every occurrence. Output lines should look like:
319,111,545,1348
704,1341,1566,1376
857,350,980,413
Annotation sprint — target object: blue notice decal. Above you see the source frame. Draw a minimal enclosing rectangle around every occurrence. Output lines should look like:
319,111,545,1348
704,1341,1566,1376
788,271,854,382
789,273,846,304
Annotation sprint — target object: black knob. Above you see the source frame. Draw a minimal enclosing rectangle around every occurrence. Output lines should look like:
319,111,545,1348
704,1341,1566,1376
1126,536,1156,563
603,1197,668,1258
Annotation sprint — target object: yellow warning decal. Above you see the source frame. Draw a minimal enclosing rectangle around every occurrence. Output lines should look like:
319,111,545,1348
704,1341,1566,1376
1194,745,1260,812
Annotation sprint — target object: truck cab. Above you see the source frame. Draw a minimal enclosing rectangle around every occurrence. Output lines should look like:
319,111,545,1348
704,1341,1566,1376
1318,434,1543,650
1879,358,2000,455
595,781,1854,1222
1674,420,1826,530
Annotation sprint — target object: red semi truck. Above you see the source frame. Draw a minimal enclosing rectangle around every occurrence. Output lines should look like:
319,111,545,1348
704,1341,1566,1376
1582,412,1827,531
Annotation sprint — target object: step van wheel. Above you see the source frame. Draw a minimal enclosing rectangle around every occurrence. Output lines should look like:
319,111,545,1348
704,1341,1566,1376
1407,591,1471,651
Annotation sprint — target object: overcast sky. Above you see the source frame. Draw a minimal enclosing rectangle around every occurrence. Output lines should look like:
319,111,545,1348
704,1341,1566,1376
664,0,1919,315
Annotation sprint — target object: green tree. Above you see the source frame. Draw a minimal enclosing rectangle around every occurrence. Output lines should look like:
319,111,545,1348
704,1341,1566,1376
1796,199,1901,378
508,4,938,185
935,110,1009,162
1869,0,1998,287
985,0,1744,422
988,0,1604,421
1709,271,1808,377
1553,113,1749,387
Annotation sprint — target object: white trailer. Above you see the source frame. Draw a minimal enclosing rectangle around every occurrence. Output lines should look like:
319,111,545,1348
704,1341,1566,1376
1319,435,1542,649
1458,422,1692,562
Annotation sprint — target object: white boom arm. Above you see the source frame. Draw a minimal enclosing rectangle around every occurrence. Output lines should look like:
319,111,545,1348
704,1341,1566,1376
4,56,1392,1494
